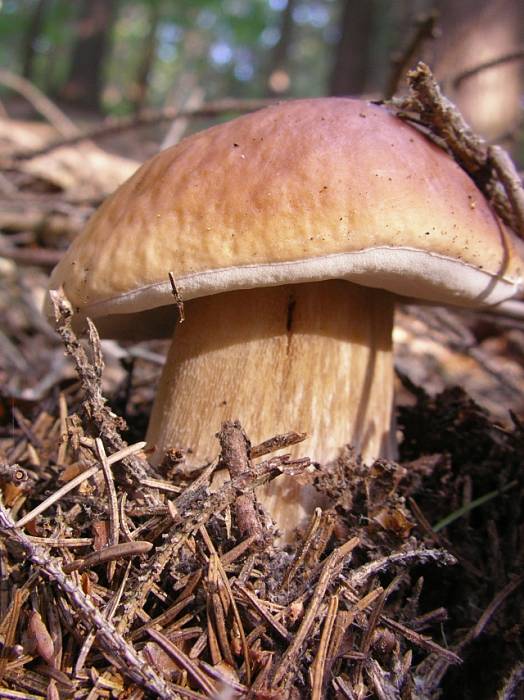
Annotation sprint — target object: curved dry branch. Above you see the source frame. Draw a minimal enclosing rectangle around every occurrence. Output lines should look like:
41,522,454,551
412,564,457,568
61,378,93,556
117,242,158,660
0,69,78,137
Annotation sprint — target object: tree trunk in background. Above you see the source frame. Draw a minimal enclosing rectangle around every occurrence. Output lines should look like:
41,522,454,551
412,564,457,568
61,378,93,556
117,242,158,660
266,0,297,96
60,0,118,111
329,0,375,96
131,0,162,114
430,0,524,144
21,0,51,80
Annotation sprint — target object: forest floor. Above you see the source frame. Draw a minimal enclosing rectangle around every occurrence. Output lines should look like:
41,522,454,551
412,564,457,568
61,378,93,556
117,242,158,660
0,101,523,700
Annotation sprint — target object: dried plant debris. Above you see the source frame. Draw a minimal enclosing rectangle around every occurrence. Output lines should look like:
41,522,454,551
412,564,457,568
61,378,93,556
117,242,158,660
0,297,521,699
388,62,524,241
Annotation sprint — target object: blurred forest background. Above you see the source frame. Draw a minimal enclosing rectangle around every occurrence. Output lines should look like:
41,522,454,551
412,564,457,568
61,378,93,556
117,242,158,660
1,0,523,161
0,0,523,412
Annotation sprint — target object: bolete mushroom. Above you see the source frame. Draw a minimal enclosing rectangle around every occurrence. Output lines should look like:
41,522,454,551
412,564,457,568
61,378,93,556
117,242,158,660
47,98,523,531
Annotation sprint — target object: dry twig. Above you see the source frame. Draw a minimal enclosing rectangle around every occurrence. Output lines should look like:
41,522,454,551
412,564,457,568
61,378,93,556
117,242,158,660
450,47,524,88
147,628,217,697
310,593,339,700
49,290,156,487
117,454,309,634
0,69,78,137
218,420,263,542
96,437,120,580
390,62,524,239
62,541,152,573
250,430,307,459
271,537,359,690
168,272,185,323
497,662,524,700
385,11,439,99
0,504,177,699
457,574,524,652
344,547,456,589
13,98,279,160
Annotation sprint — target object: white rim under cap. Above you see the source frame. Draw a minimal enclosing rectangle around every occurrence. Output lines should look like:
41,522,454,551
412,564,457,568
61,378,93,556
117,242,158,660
71,245,522,322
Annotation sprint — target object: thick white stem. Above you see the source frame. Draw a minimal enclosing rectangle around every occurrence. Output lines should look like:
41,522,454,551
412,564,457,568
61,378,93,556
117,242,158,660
147,281,394,532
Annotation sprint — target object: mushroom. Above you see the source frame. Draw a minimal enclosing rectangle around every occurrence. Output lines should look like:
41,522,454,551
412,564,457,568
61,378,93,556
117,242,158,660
47,98,523,532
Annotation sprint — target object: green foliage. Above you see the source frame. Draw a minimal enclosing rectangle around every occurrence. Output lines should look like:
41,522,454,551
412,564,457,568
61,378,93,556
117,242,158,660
0,0,347,114
0,0,76,93
101,0,342,113
0,0,34,66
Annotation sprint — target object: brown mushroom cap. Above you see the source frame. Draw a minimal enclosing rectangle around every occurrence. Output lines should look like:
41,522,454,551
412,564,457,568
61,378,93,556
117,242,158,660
47,98,523,336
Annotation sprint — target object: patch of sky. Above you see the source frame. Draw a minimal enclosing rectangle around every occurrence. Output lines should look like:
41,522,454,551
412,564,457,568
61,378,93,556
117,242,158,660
157,22,182,62
224,0,250,17
210,41,234,66
2,1,18,13
268,0,288,11
34,36,51,53
292,3,330,28
259,26,281,48
158,42,177,62
234,60,254,81
197,8,217,30
158,22,183,45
